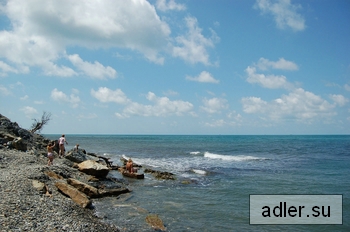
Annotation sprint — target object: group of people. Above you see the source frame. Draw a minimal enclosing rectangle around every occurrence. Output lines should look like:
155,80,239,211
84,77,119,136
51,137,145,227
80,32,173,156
46,134,68,166
46,135,136,173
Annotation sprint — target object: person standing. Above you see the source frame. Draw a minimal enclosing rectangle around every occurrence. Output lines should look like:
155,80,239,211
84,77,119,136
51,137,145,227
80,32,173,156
47,141,55,166
58,134,68,158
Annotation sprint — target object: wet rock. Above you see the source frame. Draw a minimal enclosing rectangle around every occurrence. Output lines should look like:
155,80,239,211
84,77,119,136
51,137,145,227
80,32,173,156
144,168,176,180
145,214,166,231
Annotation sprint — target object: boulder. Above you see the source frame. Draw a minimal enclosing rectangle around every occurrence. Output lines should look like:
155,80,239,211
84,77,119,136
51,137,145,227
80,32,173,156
78,160,109,178
55,182,92,208
65,149,89,163
12,137,27,151
32,180,46,194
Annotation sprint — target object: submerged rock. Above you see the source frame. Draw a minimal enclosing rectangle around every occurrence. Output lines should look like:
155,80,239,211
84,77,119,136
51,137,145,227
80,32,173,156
145,214,166,231
144,168,175,180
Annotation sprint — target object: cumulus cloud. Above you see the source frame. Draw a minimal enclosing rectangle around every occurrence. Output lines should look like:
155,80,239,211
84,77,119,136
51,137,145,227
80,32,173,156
50,88,80,108
245,58,297,89
0,0,172,76
20,106,38,118
91,87,194,118
0,85,11,95
0,0,218,76
186,71,219,83
329,94,349,107
245,66,290,89
91,87,130,104
254,0,306,31
173,17,219,65
201,97,228,114
68,54,117,79
242,88,335,121
156,0,186,11
116,92,193,118
344,84,350,92
256,57,298,71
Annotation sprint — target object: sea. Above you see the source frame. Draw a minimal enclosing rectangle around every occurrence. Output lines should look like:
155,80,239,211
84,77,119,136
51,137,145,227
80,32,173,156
44,134,350,231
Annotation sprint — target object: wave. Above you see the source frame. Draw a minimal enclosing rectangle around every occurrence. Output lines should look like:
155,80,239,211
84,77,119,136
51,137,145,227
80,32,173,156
192,169,207,175
190,151,201,155
204,152,266,161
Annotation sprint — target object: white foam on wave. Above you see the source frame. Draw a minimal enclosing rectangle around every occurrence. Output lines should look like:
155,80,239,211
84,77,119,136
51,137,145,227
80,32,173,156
204,152,265,161
192,169,207,175
190,151,201,155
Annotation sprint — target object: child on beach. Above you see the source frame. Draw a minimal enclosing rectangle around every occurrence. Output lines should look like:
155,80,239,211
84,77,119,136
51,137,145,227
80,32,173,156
58,134,68,158
47,141,55,166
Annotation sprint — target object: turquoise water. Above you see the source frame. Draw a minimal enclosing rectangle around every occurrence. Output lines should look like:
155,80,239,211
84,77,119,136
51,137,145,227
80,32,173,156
45,135,350,231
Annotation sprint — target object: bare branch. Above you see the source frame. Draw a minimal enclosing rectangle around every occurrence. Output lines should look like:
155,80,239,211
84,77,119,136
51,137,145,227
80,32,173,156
30,111,52,133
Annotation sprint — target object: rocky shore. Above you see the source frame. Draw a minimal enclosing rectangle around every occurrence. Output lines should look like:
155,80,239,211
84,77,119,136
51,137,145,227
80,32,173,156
0,113,173,232
0,114,126,231
0,149,120,231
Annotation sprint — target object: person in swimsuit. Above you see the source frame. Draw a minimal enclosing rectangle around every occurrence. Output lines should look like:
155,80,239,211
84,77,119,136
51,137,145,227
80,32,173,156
47,141,55,166
58,134,68,158
126,158,137,173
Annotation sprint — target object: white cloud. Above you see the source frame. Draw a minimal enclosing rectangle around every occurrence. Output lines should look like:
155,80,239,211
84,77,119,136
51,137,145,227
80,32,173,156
172,17,219,65
245,66,290,89
242,97,268,114
186,71,219,83
20,106,38,118
116,92,193,118
344,84,350,91
50,88,80,108
254,0,306,31
91,87,130,104
201,97,228,114
68,54,117,80
0,0,172,75
20,95,29,100
256,57,298,71
92,88,193,118
0,61,18,76
242,88,335,121
0,85,11,95
246,58,297,89
163,90,179,96
156,0,186,11
329,94,349,107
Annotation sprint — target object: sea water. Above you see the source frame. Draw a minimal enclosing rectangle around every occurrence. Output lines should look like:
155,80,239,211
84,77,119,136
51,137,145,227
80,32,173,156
45,135,350,231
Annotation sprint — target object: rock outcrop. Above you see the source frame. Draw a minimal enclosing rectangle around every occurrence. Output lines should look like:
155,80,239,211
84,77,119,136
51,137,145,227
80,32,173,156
65,149,90,163
78,160,110,177
144,168,175,180
55,182,92,208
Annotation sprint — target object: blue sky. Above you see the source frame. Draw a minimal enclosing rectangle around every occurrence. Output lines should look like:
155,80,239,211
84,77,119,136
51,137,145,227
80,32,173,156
0,0,349,135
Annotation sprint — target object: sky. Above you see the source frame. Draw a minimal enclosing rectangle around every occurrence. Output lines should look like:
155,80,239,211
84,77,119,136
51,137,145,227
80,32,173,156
0,0,349,135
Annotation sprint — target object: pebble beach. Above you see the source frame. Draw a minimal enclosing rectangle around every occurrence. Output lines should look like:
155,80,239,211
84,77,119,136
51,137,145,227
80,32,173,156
0,149,120,232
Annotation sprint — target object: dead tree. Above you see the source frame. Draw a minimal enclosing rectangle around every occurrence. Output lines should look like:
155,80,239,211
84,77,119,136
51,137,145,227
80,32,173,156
30,112,52,133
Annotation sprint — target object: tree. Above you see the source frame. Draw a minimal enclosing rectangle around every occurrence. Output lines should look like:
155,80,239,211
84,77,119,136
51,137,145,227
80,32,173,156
30,111,52,133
